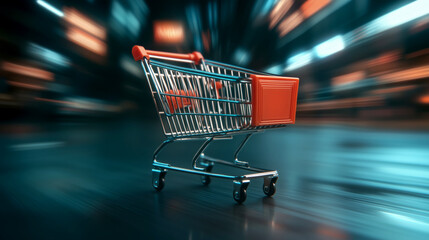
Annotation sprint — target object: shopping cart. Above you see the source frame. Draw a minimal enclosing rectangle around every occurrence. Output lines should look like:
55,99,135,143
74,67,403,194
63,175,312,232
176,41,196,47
132,45,299,203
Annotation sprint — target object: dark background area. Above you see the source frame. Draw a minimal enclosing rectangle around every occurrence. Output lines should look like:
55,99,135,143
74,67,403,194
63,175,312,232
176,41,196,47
0,0,428,239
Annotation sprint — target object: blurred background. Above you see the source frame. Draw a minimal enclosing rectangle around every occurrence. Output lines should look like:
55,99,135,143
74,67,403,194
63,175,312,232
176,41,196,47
1,0,429,239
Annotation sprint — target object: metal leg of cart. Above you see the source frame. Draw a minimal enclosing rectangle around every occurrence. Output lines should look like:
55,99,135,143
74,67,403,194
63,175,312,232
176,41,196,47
150,135,279,204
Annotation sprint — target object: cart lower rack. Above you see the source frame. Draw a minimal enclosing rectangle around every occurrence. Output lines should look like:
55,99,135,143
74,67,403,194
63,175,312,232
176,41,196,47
132,45,299,203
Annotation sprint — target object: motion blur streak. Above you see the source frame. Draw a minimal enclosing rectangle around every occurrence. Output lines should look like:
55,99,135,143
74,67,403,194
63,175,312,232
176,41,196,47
285,1,429,73
119,55,143,77
370,85,416,95
350,0,429,44
364,51,400,68
298,96,384,111
1,62,54,81
418,95,429,104
186,4,203,52
36,0,64,17
66,27,107,56
269,0,293,29
264,64,283,75
377,66,429,83
27,43,70,67
277,11,304,37
314,35,345,58
332,71,365,87
7,81,46,90
64,8,106,40
110,0,148,39
35,97,74,105
153,21,185,44
10,141,64,151
233,48,251,66
300,0,331,19
285,50,313,71
381,211,429,233
366,0,429,36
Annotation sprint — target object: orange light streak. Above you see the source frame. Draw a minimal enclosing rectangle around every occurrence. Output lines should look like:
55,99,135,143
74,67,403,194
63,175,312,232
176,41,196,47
378,66,429,83
300,0,331,19
64,8,106,40
269,0,293,29
1,62,54,81
332,71,365,86
154,21,185,44
277,11,304,37
366,51,400,67
66,27,107,56
7,81,46,90
370,85,415,95
35,97,73,105
418,95,429,104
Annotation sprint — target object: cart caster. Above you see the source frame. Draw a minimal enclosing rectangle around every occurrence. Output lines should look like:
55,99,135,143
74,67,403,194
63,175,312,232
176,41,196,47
152,169,167,191
201,164,213,185
233,180,250,204
263,176,278,197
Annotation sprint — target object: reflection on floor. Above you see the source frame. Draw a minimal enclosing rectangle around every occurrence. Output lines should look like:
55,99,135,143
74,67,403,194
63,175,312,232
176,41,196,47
1,119,428,239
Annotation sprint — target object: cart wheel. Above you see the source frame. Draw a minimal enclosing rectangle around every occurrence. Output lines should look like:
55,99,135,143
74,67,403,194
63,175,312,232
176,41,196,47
152,169,167,191
233,180,250,204
233,188,247,203
201,175,211,185
263,176,278,197
201,165,213,186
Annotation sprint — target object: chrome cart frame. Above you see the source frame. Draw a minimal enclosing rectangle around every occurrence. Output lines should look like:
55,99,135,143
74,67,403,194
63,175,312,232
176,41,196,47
132,46,299,203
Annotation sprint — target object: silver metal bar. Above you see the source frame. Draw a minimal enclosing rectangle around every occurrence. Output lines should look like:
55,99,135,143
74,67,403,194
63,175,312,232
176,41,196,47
150,55,194,63
192,137,214,170
153,162,236,179
234,133,253,166
169,113,249,117
151,138,278,180
204,59,270,76
159,93,242,104
153,158,277,180
141,55,283,139
178,71,199,135
241,171,278,179
142,60,170,137
153,139,173,163
200,154,272,172
157,66,179,137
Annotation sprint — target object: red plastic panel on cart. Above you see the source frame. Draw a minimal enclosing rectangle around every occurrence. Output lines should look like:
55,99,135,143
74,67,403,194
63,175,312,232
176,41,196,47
251,75,299,126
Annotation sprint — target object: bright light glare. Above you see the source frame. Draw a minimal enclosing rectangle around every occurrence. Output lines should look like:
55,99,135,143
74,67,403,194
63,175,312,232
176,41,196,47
186,5,203,51
283,0,429,72
368,0,429,35
120,55,142,77
36,0,64,17
314,35,345,58
28,43,70,67
264,64,283,75
381,211,429,233
233,48,251,66
285,50,313,71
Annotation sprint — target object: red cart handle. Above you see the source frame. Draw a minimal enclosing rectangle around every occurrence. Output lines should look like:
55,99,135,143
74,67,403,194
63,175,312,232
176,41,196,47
132,45,204,64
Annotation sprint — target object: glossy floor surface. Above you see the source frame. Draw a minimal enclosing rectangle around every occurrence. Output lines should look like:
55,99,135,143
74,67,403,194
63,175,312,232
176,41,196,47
1,118,428,239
